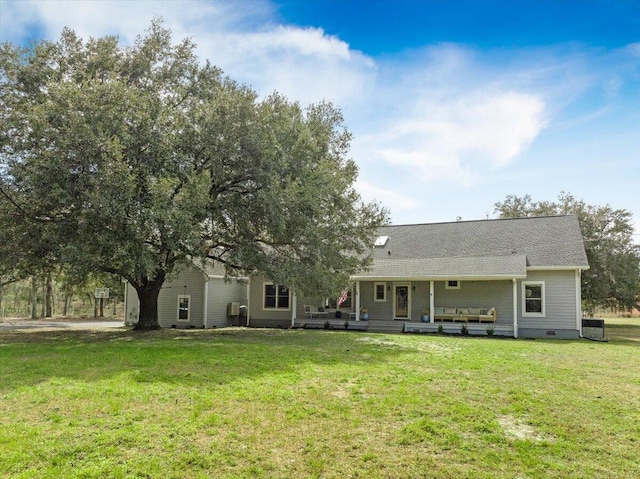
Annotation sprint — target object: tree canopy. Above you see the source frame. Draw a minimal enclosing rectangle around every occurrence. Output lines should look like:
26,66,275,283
0,20,388,329
495,192,640,312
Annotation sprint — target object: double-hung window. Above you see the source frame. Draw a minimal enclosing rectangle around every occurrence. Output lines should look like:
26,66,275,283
177,295,190,321
522,282,545,316
263,283,290,310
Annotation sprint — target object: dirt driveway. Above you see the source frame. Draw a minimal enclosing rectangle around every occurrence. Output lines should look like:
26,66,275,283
0,318,124,331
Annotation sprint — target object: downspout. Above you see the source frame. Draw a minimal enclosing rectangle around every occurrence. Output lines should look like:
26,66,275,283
576,269,582,337
512,278,519,339
355,281,361,321
203,278,209,329
429,280,435,323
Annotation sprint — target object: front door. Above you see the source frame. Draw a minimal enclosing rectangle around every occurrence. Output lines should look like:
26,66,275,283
394,284,410,319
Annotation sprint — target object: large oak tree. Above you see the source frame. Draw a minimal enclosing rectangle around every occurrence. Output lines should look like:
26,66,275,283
0,20,388,330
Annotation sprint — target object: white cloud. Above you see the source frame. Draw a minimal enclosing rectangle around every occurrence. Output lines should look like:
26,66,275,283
354,45,547,186
196,26,376,105
1,0,376,107
355,179,421,213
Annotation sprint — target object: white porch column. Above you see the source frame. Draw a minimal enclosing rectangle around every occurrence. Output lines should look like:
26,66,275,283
429,280,435,323
576,269,582,336
512,278,518,339
355,281,361,321
203,279,209,328
291,289,297,328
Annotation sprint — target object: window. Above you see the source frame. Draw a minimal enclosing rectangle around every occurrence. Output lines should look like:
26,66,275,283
445,280,460,290
177,295,190,321
374,282,386,302
523,282,545,316
263,283,290,310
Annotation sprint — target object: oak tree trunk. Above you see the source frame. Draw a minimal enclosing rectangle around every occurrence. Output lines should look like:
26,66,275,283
134,286,162,330
30,277,38,320
45,274,53,317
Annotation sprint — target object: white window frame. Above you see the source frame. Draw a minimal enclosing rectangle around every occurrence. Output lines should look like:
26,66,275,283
374,282,386,302
522,281,545,317
177,294,191,322
445,280,460,290
262,282,291,311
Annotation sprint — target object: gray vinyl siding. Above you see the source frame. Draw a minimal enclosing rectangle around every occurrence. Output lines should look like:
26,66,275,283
125,265,206,328
248,276,292,322
248,276,344,323
158,266,205,328
517,270,579,337
206,278,247,328
361,281,395,319
124,282,138,326
435,280,514,325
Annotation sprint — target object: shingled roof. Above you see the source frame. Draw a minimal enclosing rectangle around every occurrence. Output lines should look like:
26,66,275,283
353,215,589,280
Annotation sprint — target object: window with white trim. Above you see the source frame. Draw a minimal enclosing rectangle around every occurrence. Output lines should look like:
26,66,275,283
445,280,460,290
523,282,545,316
263,283,290,310
374,282,386,302
177,295,190,321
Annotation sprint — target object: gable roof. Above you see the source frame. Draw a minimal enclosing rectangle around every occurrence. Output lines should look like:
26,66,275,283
354,215,589,280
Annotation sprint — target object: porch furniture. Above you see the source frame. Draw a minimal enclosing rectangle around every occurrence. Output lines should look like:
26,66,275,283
433,307,496,323
304,305,329,319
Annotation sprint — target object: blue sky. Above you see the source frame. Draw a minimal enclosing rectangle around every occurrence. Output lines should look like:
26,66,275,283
1,0,639,236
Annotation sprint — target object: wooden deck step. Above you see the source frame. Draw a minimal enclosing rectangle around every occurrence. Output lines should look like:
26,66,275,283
366,320,405,334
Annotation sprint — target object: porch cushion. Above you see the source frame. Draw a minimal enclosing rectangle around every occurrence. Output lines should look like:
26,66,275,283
444,307,457,314
457,308,469,314
480,308,489,315
435,307,444,314
468,308,481,315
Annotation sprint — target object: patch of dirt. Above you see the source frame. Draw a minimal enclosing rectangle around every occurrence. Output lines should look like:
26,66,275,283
498,415,553,442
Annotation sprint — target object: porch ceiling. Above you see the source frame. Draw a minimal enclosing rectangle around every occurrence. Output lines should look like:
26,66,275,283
352,254,527,281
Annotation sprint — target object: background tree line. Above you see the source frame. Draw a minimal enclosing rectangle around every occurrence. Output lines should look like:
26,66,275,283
0,272,123,319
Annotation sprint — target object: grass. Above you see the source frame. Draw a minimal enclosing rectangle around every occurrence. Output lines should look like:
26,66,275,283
0,320,638,478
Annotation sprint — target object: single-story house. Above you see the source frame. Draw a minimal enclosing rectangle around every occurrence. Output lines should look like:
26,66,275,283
124,259,248,328
125,215,590,339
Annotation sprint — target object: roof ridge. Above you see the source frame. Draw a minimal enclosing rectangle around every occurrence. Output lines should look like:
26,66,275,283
385,214,576,228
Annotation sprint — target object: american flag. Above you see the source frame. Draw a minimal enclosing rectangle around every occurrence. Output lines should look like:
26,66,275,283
338,289,349,307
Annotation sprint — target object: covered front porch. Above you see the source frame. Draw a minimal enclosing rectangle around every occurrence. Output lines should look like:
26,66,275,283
350,254,528,338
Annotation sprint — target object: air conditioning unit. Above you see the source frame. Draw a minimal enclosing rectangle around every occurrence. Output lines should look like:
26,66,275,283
227,302,240,317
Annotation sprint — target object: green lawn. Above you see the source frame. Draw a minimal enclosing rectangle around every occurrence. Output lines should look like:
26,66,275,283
1,321,639,478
